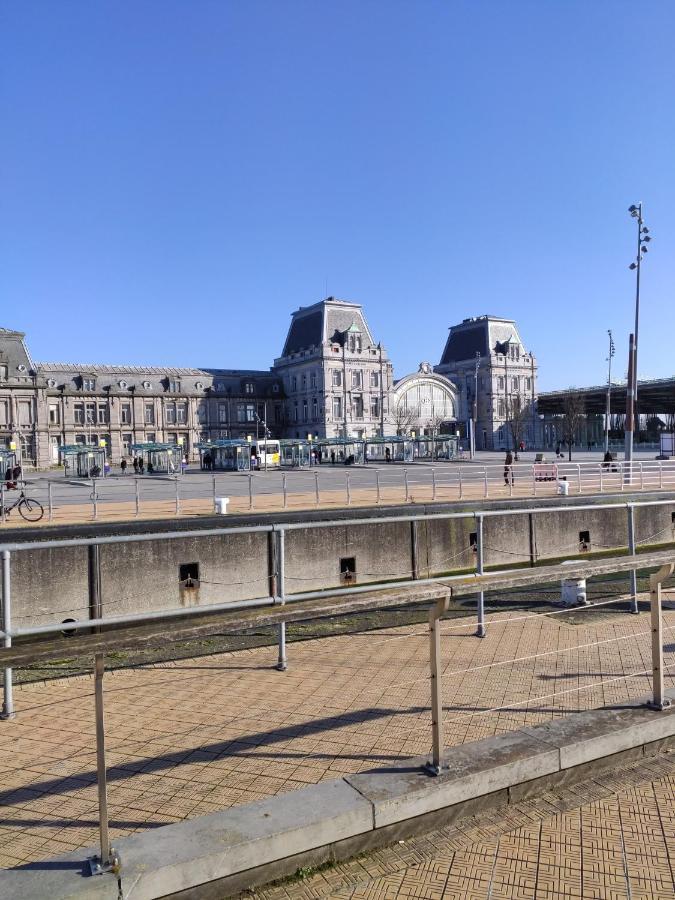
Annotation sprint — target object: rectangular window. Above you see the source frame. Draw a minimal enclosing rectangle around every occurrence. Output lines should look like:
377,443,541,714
302,400,308,422
498,399,506,418
312,398,318,420
74,403,84,424
301,373,307,389
245,382,254,395
176,403,187,424
18,401,32,425
245,403,256,422
218,403,228,424
525,377,531,391
291,375,297,391
310,371,317,389
370,397,380,418
97,404,108,424
353,396,364,420
168,379,181,392
351,370,362,389
82,377,95,391
0,400,8,425
293,401,298,423
512,377,519,391
166,404,176,424
146,431,156,443
274,404,282,424
85,403,96,425
121,403,132,424
122,432,132,453
370,371,379,388
0,364,7,381
237,403,246,423
498,376,505,390
197,403,207,425
144,404,155,425
332,370,342,387
48,403,60,425
332,397,342,419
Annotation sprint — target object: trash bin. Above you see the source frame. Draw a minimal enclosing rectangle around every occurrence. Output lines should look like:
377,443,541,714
215,497,230,515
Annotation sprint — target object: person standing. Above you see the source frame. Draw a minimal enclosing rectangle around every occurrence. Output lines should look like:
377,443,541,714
120,458,128,475
504,450,514,486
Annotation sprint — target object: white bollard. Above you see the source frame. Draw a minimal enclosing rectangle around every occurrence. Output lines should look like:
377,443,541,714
215,497,230,515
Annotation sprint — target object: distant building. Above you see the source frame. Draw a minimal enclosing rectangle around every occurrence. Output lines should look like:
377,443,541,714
435,315,538,450
0,328,283,468
273,297,394,439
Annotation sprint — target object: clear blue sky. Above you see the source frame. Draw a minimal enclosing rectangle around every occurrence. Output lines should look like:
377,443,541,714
2,1,674,390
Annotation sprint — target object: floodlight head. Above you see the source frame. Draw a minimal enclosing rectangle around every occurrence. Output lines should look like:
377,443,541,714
641,245,648,253
641,226,650,234
628,204,638,214
642,235,651,242
629,262,637,270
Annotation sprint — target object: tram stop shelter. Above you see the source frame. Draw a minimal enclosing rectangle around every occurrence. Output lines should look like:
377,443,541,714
60,445,108,478
0,448,18,481
365,436,414,463
131,442,181,475
413,434,459,460
197,440,251,472
280,439,312,468
318,438,365,465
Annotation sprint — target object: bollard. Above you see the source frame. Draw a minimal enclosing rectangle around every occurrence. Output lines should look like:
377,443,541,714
276,529,287,671
475,514,486,638
1,550,14,720
626,505,639,614
427,595,451,775
576,464,582,494
648,564,674,710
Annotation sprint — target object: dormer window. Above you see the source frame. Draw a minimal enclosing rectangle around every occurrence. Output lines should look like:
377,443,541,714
82,377,96,391
0,365,8,381
167,378,181,392
244,382,254,395
143,380,152,389
118,380,128,389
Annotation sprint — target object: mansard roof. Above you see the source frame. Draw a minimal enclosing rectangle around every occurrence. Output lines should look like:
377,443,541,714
280,297,377,356
438,315,527,366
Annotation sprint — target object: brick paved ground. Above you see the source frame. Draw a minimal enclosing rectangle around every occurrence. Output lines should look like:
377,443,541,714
0,606,674,869
256,753,675,900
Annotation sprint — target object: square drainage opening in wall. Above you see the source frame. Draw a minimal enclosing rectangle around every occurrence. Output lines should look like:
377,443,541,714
579,531,591,552
469,532,478,553
179,562,200,588
340,557,357,584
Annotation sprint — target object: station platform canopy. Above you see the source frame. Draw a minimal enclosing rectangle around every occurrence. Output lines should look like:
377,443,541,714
0,448,19,480
59,444,108,478
538,377,675,416
196,440,251,471
131,442,181,474
280,439,312,467
317,437,365,465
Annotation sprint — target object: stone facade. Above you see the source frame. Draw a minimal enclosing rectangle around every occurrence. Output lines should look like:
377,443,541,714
435,316,538,450
273,298,394,439
1,305,538,467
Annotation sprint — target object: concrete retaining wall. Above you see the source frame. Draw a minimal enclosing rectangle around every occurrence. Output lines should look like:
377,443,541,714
6,498,675,627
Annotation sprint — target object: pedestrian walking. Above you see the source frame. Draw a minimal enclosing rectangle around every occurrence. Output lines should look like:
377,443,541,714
138,457,145,475
120,458,128,475
504,451,514,486
133,457,139,474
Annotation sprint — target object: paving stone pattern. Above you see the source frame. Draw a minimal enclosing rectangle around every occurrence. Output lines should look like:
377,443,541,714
257,755,675,900
0,607,674,870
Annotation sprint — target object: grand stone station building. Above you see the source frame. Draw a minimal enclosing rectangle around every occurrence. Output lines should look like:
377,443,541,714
0,301,537,467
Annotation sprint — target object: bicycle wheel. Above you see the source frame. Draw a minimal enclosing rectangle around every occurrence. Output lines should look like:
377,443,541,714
19,497,44,522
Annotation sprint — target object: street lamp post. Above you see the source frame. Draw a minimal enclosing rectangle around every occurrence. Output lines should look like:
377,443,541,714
470,351,480,459
625,203,651,466
604,330,615,454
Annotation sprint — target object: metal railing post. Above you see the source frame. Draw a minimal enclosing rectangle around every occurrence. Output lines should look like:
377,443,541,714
532,466,537,497
346,472,351,505
134,477,140,517
282,473,287,509
1,550,14,720
431,467,436,501
248,472,253,510
426,594,451,775
376,469,381,504
640,462,644,491
599,465,603,493
483,468,488,499
91,477,98,521
48,481,53,521
659,463,663,490
314,471,320,506
404,468,409,502
0,483,4,525
276,528,287,671
648,563,674,710
627,504,639,614
212,474,217,513
458,468,463,499
174,477,180,516
577,463,581,494
476,514,486,638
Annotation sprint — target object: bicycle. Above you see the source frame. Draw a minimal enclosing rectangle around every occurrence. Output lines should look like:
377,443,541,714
1,489,44,522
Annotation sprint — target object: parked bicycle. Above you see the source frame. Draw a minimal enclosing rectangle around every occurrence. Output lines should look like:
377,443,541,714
1,489,44,522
